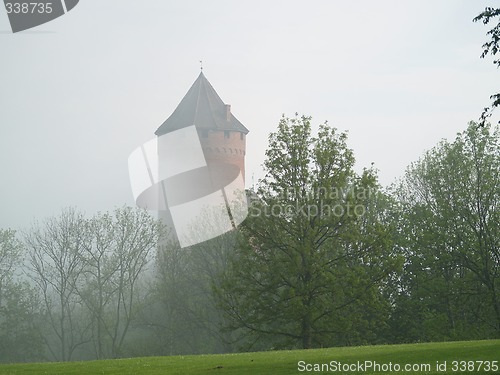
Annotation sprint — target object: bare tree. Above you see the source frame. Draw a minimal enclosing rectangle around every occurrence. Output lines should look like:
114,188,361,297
76,212,117,359
25,208,92,361
77,207,162,358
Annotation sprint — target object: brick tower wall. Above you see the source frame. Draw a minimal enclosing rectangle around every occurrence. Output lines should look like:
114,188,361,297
198,130,246,184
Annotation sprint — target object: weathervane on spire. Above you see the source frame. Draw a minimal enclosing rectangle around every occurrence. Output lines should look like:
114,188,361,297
199,60,203,71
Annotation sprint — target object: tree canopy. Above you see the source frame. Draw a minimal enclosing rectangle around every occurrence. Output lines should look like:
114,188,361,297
473,7,500,125
216,115,401,349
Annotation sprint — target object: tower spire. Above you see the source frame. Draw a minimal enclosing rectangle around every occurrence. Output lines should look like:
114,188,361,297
155,72,248,136
199,60,203,71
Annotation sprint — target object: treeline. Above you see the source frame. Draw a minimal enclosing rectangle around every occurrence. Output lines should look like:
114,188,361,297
0,118,498,362
0,207,163,362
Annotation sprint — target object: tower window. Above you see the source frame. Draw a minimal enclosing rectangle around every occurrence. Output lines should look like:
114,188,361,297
224,131,230,139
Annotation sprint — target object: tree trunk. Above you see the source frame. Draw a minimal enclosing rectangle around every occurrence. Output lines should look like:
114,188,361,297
491,288,500,336
301,311,312,349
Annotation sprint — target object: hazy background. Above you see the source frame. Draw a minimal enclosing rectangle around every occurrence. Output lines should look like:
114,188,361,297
0,0,498,231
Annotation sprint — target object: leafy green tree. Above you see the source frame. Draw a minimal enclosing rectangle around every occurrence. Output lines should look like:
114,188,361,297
0,229,21,295
393,123,500,339
0,281,44,362
216,115,401,349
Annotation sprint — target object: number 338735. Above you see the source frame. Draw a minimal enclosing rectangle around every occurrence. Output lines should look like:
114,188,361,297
5,3,53,14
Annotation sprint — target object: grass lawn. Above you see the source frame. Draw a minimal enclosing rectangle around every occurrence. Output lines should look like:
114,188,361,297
0,339,498,374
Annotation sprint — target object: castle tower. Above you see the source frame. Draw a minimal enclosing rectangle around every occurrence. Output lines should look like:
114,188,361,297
155,71,249,182
155,72,249,247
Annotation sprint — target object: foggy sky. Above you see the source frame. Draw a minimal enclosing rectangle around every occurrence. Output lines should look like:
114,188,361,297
0,0,498,231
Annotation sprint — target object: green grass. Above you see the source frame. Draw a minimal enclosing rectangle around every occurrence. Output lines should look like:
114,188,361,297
0,340,498,374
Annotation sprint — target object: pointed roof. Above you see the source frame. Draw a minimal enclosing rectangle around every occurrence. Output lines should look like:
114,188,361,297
155,72,249,136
